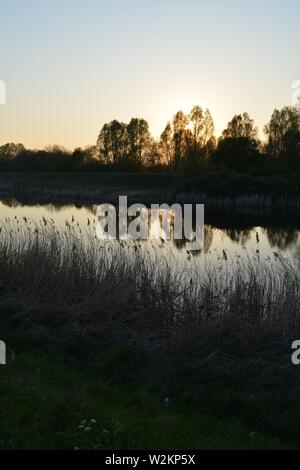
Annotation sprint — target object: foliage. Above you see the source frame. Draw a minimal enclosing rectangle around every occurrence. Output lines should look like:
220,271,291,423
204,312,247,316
1,220,300,449
1,105,300,173
264,106,300,161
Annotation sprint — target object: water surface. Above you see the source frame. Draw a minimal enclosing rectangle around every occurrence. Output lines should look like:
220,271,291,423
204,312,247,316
1,197,300,271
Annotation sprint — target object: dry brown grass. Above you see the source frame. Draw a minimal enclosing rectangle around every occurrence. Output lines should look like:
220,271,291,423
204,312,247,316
0,216,299,387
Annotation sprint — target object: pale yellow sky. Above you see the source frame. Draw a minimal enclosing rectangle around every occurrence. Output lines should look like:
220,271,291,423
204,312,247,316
0,0,299,149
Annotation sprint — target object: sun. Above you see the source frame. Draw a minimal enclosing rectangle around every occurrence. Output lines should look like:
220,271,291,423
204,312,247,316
180,100,194,115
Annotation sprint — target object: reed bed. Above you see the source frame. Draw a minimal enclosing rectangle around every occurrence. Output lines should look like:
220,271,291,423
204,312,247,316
0,180,103,203
0,216,300,386
175,190,300,214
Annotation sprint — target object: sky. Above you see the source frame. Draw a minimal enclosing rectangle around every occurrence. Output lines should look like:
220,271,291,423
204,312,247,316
0,0,300,149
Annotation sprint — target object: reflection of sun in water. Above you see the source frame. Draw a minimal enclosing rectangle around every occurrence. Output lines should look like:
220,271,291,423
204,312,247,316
148,209,175,241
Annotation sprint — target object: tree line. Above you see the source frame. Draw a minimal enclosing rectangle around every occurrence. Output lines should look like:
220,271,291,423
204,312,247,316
1,105,300,173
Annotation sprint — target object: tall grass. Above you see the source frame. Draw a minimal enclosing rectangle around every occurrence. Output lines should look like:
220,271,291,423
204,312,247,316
175,190,300,213
0,217,300,387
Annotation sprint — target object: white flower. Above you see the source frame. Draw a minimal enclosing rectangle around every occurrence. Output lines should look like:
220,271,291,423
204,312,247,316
84,426,92,432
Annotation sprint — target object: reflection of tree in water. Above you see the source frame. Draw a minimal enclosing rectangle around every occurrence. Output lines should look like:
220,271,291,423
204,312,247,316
172,224,214,255
0,195,97,216
293,241,300,265
223,228,251,245
47,203,92,213
0,196,85,213
263,227,299,250
0,197,20,208
172,237,186,251
203,225,214,253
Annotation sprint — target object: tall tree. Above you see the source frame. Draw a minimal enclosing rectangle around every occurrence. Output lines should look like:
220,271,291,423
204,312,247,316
0,142,25,158
172,111,188,168
222,112,258,140
160,122,173,165
264,106,300,160
143,138,162,166
97,120,127,163
215,113,260,170
188,106,215,158
127,118,151,162
214,136,260,171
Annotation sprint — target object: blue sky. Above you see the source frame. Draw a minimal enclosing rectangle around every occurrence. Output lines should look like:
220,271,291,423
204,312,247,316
0,0,299,148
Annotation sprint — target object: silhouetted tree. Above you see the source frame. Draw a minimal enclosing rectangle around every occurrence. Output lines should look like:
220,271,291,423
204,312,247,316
127,118,151,162
160,122,173,165
97,118,152,165
214,137,260,171
281,129,300,165
84,145,97,160
264,106,300,161
0,142,25,160
172,111,188,168
72,147,85,163
97,120,127,163
187,106,215,164
214,113,260,171
5,104,300,175
143,138,162,166
222,113,258,140
189,106,214,150
160,106,216,171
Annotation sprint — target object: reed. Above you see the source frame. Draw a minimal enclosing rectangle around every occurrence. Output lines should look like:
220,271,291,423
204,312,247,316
0,217,299,387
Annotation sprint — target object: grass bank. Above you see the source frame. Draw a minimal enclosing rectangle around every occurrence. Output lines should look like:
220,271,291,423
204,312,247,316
174,172,300,212
0,219,300,449
0,172,179,204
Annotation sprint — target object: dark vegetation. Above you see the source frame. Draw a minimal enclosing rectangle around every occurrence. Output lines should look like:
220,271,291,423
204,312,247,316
1,105,300,208
0,105,300,178
1,105,300,449
0,220,300,449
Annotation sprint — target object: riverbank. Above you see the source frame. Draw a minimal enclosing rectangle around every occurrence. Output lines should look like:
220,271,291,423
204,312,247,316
1,171,300,212
0,221,300,449
0,172,177,204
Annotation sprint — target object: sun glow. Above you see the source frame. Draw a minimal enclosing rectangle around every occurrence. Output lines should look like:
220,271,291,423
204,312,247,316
177,100,195,115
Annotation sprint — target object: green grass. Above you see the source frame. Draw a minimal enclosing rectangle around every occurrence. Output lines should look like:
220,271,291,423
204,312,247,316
0,336,298,450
